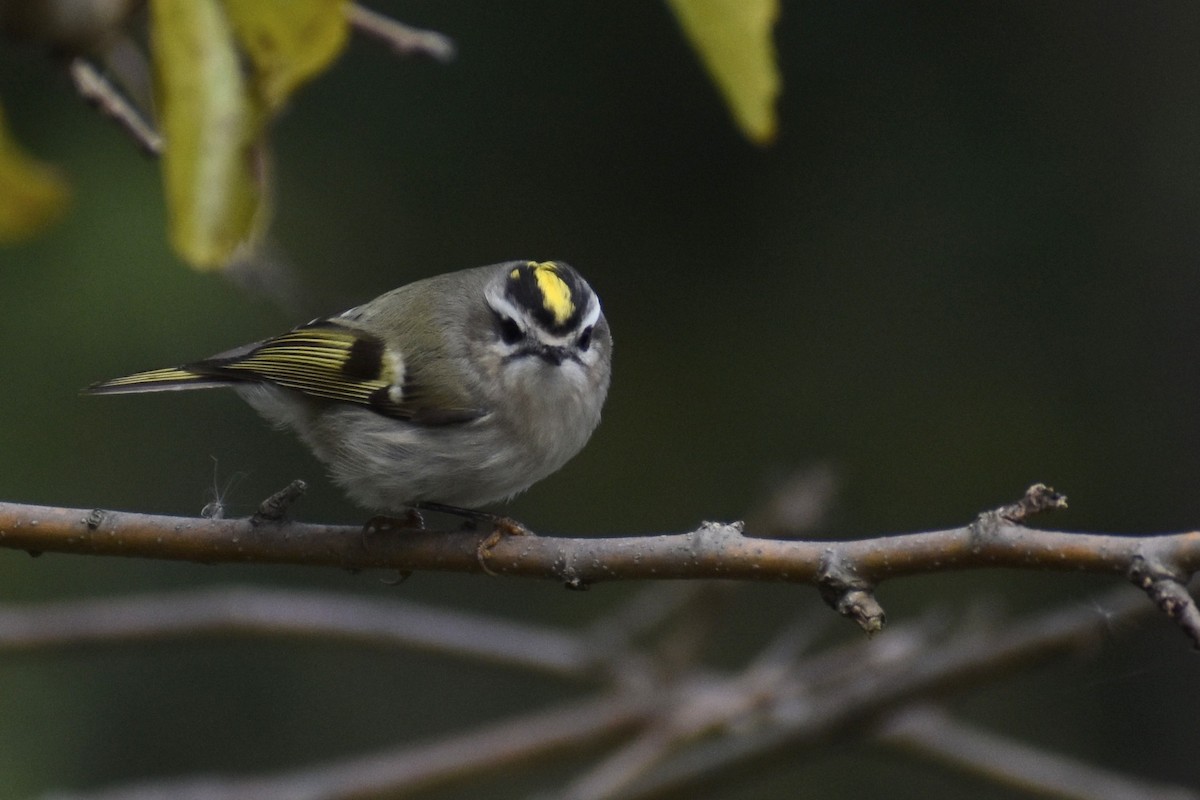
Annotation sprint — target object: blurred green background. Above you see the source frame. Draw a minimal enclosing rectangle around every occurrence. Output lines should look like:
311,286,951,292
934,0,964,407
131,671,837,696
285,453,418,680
2,2,1200,797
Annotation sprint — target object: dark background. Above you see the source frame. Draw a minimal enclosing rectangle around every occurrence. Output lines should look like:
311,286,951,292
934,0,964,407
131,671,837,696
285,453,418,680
2,2,1199,797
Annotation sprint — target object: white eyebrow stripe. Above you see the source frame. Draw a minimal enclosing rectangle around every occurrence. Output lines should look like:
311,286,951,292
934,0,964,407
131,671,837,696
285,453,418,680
580,296,602,329
486,295,530,329
486,279,600,347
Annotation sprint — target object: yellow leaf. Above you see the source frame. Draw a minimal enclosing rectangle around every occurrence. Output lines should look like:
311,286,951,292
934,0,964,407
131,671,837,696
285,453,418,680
223,0,350,113
0,103,70,243
150,0,264,269
666,0,781,145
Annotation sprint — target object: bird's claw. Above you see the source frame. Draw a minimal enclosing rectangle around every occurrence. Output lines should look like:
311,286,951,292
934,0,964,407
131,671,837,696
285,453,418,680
476,516,531,576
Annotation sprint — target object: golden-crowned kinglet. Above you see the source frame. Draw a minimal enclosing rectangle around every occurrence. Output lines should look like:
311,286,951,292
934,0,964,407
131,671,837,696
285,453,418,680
87,260,612,511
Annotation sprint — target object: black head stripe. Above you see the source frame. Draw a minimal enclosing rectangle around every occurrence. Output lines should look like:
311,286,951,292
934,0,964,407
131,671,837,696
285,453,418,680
504,261,589,334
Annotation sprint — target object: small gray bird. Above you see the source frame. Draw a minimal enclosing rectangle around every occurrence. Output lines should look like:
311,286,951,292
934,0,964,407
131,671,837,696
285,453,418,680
87,260,612,512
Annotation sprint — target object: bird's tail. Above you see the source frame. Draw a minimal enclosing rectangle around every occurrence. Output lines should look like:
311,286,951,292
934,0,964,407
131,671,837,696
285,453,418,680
84,367,232,395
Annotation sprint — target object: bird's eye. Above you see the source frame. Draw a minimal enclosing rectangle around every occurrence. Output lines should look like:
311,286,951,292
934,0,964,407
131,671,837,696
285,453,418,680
498,316,524,345
577,325,594,352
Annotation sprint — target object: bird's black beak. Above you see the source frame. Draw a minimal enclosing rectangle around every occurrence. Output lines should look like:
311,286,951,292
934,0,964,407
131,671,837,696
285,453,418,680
536,345,568,366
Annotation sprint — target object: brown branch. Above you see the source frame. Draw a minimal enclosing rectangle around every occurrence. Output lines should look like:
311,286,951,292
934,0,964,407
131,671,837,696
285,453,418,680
4,486,1200,642
1128,556,1200,645
250,479,308,524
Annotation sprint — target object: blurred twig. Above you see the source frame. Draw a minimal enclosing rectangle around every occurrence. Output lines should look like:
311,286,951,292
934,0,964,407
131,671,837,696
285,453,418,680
68,57,162,155
608,587,1166,800
347,4,456,61
0,586,595,678
746,462,838,538
878,704,1200,800
42,692,656,800
35,587,1179,800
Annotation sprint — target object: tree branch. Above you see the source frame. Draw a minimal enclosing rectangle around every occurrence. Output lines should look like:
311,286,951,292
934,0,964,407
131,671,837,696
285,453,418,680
609,587,1168,800
878,704,1199,800
37,586,1170,800
346,4,456,62
42,692,655,800
0,586,597,679
68,57,163,156
2,485,1198,642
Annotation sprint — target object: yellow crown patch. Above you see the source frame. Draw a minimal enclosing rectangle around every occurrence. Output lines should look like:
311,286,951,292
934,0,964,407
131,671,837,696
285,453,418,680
530,261,575,326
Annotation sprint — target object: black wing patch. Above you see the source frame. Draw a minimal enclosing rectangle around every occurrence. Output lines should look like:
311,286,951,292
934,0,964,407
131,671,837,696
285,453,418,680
213,323,397,406
87,322,487,425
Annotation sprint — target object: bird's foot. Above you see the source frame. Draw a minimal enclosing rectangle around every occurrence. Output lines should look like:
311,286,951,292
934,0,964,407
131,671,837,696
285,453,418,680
361,508,425,546
410,502,532,576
